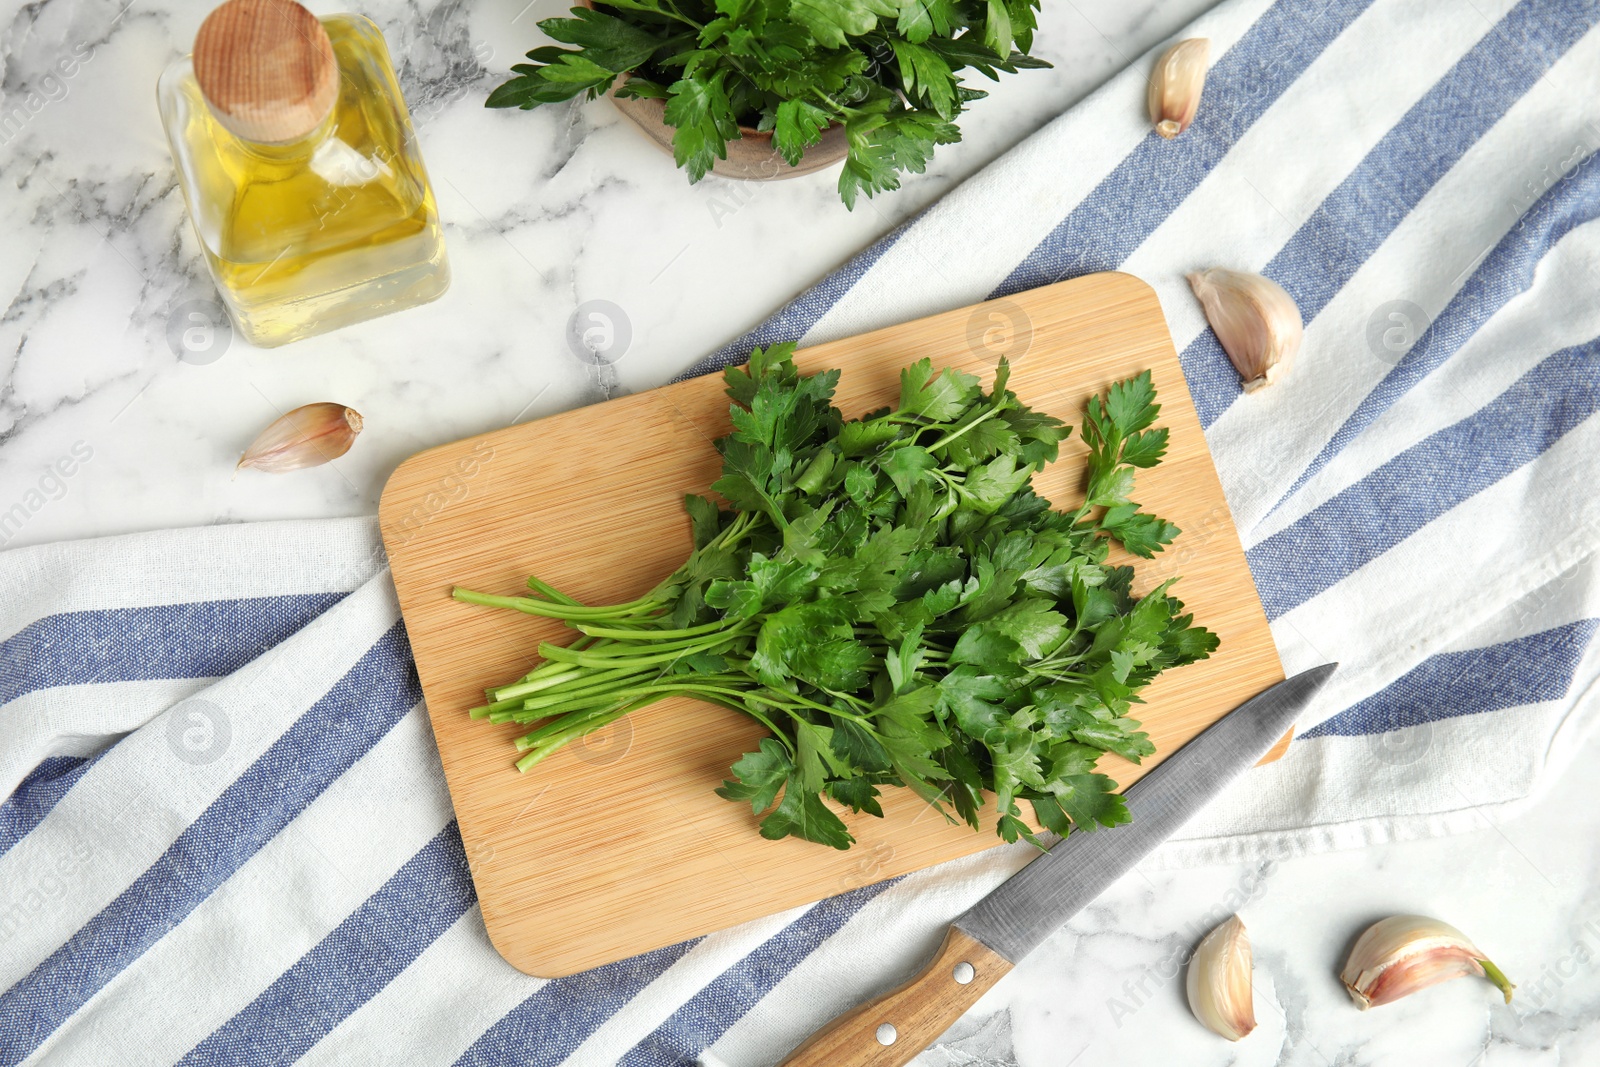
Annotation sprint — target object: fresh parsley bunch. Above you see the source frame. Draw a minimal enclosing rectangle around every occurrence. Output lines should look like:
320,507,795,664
455,347,1218,849
484,0,1050,207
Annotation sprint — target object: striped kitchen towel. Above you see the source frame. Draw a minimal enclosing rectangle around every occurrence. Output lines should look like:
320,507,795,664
5,0,1600,1064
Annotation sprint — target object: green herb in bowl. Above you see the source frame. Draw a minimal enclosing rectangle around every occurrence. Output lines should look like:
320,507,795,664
486,0,1051,206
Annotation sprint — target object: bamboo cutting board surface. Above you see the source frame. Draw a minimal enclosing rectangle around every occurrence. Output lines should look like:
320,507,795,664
378,273,1284,978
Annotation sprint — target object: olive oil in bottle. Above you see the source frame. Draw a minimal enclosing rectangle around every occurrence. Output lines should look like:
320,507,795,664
157,0,448,348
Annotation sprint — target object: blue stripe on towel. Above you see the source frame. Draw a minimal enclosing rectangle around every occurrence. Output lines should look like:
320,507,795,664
0,594,346,706
683,219,911,380
0,757,89,858
1278,155,1600,505
178,821,476,1066
1302,619,1600,738
454,941,701,1067
1248,336,1600,618
618,879,901,1066
1185,0,1600,428
1,595,350,857
990,0,1376,299
0,624,420,1067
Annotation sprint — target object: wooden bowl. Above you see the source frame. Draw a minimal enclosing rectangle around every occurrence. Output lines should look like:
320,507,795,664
607,86,849,181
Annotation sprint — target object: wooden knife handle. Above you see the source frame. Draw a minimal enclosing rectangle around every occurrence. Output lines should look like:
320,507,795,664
777,926,1013,1067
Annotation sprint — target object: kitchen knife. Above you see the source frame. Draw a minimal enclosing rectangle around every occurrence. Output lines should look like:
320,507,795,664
776,662,1337,1066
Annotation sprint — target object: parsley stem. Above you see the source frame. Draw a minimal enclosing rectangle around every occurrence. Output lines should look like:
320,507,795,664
514,662,643,696
514,700,649,772
473,692,545,718
492,666,577,702
574,617,744,640
664,685,793,746
514,695,661,749
644,683,844,742
654,0,702,30
537,630,748,670
545,628,734,658
512,674,770,749
453,587,661,620
493,655,603,701
925,406,1004,452
508,668,677,715
515,681,804,768
524,576,584,605
709,510,759,547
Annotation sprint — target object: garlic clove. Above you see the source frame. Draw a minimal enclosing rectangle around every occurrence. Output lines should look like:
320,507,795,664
1148,38,1210,139
1341,915,1515,1010
1187,268,1304,393
238,402,364,474
1187,914,1257,1041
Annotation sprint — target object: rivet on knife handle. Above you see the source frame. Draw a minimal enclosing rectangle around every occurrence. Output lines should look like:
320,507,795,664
776,926,1012,1067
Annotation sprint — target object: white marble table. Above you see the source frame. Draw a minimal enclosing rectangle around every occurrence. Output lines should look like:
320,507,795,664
5,0,1599,1062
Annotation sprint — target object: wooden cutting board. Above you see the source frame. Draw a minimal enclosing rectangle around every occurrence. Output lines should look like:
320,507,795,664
378,273,1284,978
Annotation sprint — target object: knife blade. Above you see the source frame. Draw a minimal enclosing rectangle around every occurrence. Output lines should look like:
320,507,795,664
776,663,1336,1067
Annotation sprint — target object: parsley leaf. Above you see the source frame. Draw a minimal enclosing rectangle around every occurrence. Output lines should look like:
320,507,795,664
773,99,833,165
716,738,793,813
663,70,738,181
761,776,855,849
899,358,979,420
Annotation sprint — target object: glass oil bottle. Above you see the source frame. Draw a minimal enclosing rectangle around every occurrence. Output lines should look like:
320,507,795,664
157,0,448,347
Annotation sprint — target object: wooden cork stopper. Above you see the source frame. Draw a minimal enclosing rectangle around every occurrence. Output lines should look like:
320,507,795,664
193,0,339,143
